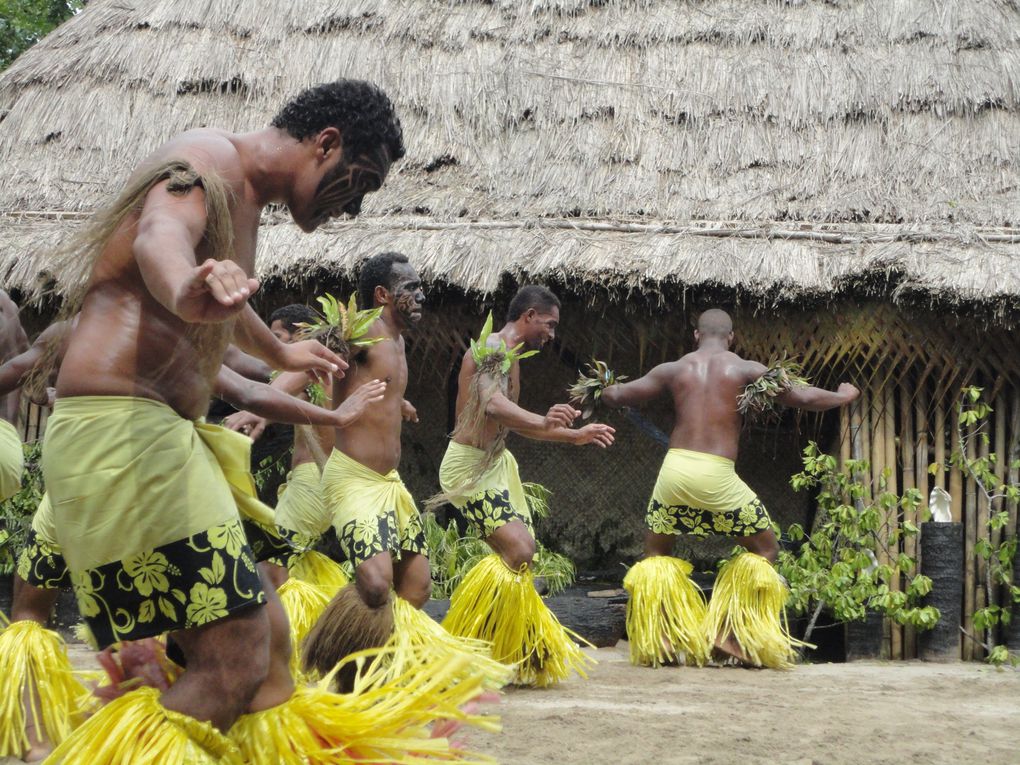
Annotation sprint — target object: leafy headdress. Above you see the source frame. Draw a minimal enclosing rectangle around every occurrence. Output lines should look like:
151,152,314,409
427,313,537,510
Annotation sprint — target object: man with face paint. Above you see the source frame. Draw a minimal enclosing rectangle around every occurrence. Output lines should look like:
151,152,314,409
297,253,432,666
29,82,491,763
435,285,616,687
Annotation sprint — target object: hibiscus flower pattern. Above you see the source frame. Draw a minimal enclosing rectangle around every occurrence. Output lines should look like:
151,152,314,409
69,518,265,649
17,528,72,589
338,505,429,568
644,497,771,538
459,488,531,538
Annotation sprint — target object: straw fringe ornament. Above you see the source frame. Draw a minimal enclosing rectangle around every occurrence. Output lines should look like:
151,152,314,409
232,646,501,764
43,686,242,764
623,556,710,668
0,620,86,757
442,554,594,687
287,549,349,594
703,552,809,669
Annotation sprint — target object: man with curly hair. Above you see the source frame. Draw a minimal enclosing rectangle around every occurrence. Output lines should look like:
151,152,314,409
602,308,859,669
30,80,489,763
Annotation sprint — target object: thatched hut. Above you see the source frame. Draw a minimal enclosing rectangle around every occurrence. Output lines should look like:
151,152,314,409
2,0,1019,660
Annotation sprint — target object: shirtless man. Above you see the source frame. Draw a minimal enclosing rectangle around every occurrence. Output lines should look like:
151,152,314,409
602,308,859,668
0,290,29,500
438,285,615,686
38,79,404,757
0,320,383,761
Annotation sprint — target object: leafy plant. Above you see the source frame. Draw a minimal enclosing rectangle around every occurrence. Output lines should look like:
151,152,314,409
778,442,939,648
567,359,627,420
1,0,85,71
297,293,384,361
737,357,808,421
945,386,1020,667
469,312,538,376
0,440,44,574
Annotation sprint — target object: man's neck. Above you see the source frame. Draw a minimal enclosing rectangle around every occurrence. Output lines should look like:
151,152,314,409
498,321,526,348
697,338,729,353
378,308,405,340
231,127,306,208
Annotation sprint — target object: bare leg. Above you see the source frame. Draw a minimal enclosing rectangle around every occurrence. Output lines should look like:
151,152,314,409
12,576,61,761
11,575,59,626
393,552,431,609
161,602,271,731
246,566,296,714
354,552,395,609
261,560,289,590
712,528,779,664
483,520,536,572
643,530,676,559
736,527,779,563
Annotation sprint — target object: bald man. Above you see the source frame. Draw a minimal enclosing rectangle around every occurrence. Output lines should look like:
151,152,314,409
602,309,858,668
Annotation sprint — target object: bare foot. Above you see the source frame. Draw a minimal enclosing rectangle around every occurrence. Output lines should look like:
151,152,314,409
22,744,53,762
713,633,751,666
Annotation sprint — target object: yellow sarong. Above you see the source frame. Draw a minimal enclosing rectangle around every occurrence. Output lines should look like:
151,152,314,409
274,461,326,549
646,448,771,538
42,396,267,648
320,449,427,569
0,418,23,501
438,441,531,537
16,492,72,589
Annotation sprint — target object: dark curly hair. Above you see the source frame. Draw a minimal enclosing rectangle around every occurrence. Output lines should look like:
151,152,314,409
507,285,560,322
359,251,410,308
272,80,405,164
269,303,317,333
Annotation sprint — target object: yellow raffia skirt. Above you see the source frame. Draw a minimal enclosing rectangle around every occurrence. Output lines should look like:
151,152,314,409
0,620,87,757
43,686,242,764
623,556,709,667
703,551,807,669
229,646,501,764
442,554,594,687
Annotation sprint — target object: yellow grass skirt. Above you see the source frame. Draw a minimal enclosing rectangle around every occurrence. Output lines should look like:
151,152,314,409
0,620,86,757
43,686,241,764
703,552,806,669
442,554,594,687
288,549,349,594
230,647,501,764
623,556,709,667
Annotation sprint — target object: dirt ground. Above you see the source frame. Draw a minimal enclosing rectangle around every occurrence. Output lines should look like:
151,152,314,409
458,644,1020,765
8,642,1016,765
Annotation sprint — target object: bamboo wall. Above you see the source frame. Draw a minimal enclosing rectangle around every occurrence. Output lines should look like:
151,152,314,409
13,284,1020,660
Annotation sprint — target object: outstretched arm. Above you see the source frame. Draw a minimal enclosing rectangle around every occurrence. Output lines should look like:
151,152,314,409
215,366,385,430
222,344,272,383
233,306,347,382
601,364,671,409
778,382,860,412
0,321,69,400
512,421,616,448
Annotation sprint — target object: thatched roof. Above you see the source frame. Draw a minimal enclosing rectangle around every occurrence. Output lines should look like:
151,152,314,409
2,0,1019,308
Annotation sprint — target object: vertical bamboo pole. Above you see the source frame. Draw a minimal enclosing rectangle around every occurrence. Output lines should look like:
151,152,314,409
934,401,947,492
870,385,890,658
975,419,990,658
901,383,917,659
992,394,1007,645
840,406,851,468
949,397,965,659
963,413,977,661
884,383,902,659
1009,391,1020,583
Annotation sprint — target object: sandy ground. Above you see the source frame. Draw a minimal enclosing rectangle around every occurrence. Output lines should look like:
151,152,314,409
457,644,1020,765
6,643,1016,765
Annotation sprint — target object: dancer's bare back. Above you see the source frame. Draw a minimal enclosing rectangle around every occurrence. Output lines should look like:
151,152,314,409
0,290,29,424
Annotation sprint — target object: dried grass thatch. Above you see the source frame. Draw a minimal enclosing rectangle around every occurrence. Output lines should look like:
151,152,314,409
1,0,1018,306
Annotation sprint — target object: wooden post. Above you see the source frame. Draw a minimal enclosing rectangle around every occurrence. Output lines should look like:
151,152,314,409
884,383,902,660
870,385,891,658
992,394,1007,646
949,398,964,659
901,383,917,659
840,406,851,468
934,401,947,492
975,418,991,657
963,414,977,660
